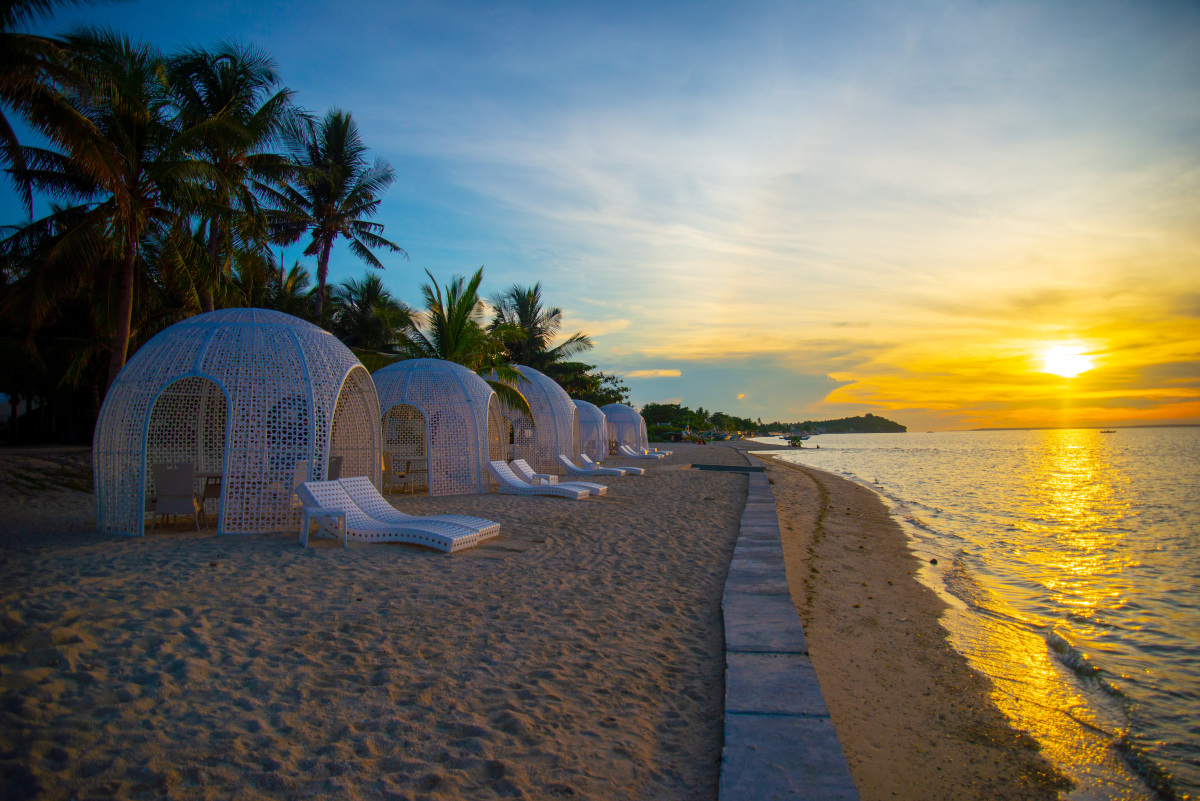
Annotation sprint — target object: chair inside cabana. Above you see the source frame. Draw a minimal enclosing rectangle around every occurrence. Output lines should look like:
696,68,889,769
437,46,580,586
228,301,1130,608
144,376,229,529
382,402,428,493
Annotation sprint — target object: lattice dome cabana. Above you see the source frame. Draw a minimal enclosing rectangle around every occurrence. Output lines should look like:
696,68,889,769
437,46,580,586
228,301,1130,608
372,358,505,496
94,308,382,535
573,399,608,463
494,366,578,476
602,403,649,453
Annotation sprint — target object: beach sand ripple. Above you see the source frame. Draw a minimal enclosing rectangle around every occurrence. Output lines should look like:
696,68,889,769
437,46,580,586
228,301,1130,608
0,444,745,800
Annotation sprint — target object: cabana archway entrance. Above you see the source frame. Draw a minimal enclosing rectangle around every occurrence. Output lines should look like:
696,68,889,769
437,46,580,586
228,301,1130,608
329,366,381,482
382,402,428,494
143,375,229,528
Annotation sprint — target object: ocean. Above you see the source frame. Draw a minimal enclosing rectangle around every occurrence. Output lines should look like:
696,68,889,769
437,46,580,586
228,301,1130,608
755,428,1199,801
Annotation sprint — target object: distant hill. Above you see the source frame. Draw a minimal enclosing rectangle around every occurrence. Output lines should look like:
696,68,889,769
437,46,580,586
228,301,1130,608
798,413,906,434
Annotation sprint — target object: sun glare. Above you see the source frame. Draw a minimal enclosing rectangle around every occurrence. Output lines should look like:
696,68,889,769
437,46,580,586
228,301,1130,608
1040,345,1095,378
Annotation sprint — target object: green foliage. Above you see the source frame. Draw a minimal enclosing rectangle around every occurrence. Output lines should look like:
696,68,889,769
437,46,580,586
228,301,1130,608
271,109,405,320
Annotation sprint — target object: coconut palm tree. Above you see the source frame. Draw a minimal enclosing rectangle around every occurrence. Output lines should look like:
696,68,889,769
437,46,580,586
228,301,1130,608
0,0,107,215
271,109,405,321
5,28,226,389
489,282,592,370
166,41,298,312
329,271,411,351
399,267,530,414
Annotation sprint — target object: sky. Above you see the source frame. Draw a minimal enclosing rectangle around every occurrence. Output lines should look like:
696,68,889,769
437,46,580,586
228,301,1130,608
6,0,1199,430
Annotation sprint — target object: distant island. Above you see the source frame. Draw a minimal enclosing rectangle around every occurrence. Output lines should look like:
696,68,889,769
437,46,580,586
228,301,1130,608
640,403,906,437
791,413,907,434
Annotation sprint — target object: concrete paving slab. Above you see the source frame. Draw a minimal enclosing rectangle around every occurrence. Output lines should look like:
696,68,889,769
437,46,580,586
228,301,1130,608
724,569,792,595
723,591,808,653
725,652,830,716
720,715,859,801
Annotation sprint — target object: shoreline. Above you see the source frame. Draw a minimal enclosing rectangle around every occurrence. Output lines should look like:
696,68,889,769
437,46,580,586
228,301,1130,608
754,451,1071,800
1,443,1077,800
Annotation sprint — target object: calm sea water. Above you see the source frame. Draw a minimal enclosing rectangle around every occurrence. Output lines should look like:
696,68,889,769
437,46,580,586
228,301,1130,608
756,428,1199,801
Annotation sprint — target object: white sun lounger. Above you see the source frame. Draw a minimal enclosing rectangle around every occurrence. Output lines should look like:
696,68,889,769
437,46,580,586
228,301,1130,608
510,459,607,496
486,461,590,500
296,480,484,552
619,444,665,460
337,476,500,540
559,454,625,477
577,454,644,476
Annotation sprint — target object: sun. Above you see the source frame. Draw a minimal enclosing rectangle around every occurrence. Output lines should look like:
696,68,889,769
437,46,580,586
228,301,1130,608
1040,344,1095,378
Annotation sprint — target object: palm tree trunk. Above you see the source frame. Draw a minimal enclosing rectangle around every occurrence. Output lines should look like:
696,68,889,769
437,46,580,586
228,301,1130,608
201,217,218,313
314,238,332,323
106,240,138,392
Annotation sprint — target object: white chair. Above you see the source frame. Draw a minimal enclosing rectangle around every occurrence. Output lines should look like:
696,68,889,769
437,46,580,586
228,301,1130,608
559,454,626,477
579,454,644,476
296,480,484,553
509,458,558,484
381,453,413,495
510,459,607,496
149,462,202,533
486,461,590,500
618,444,665,460
337,476,499,540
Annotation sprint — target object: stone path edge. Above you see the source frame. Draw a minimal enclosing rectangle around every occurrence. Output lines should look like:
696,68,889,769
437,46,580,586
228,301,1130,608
718,452,860,800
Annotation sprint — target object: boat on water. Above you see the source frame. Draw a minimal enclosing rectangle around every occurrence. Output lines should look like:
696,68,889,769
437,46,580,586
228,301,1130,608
1101,429,1116,433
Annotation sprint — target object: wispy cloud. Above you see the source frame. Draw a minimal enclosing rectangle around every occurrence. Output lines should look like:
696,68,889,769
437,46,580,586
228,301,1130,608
627,369,681,378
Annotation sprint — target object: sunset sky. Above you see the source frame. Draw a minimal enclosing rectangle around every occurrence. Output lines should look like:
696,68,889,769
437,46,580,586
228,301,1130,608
8,0,1199,430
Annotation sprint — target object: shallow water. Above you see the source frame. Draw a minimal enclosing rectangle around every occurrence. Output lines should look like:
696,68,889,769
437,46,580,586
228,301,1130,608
759,428,1199,800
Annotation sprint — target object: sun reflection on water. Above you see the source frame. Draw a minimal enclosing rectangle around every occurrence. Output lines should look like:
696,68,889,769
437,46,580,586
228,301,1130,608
948,430,1152,799
772,428,1200,799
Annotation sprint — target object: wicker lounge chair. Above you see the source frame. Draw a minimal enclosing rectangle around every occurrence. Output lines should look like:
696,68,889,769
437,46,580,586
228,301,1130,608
578,454,644,476
338,476,499,540
559,454,626,477
618,444,665,460
296,480,484,552
486,461,590,500
510,459,607,496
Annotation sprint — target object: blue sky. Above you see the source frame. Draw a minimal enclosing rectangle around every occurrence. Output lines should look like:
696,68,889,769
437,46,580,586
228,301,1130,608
6,0,1200,428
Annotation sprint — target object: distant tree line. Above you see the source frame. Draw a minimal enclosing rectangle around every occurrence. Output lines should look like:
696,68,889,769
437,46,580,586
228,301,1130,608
0,0,627,444
640,403,906,438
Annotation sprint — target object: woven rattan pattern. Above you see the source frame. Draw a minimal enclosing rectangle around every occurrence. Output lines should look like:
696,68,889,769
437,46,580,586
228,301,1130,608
601,403,649,455
94,308,382,535
494,366,578,476
373,359,496,496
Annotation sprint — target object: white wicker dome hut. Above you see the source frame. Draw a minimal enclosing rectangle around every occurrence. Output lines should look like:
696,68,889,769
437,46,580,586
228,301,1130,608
602,403,649,453
372,358,505,496
93,308,381,535
573,399,608,463
494,366,579,476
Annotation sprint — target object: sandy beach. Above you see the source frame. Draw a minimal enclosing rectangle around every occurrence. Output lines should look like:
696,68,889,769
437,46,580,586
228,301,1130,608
2,443,1069,800
756,451,1070,801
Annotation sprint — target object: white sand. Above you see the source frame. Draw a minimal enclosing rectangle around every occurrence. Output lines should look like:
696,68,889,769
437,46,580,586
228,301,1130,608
0,444,746,800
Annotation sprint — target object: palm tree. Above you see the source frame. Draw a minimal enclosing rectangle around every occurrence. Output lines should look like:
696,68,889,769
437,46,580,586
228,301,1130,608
329,271,411,351
272,109,405,321
6,28,226,389
0,0,107,215
270,260,314,318
166,41,298,312
489,282,592,370
399,267,530,414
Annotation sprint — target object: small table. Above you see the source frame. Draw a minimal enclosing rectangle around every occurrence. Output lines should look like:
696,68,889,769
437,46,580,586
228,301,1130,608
530,472,558,485
300,508,347,549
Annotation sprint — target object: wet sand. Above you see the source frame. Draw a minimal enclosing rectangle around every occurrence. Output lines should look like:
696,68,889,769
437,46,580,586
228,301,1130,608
756,452,1071,801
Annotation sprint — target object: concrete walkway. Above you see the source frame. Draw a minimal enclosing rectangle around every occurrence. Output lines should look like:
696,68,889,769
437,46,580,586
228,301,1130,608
718,451,859,800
